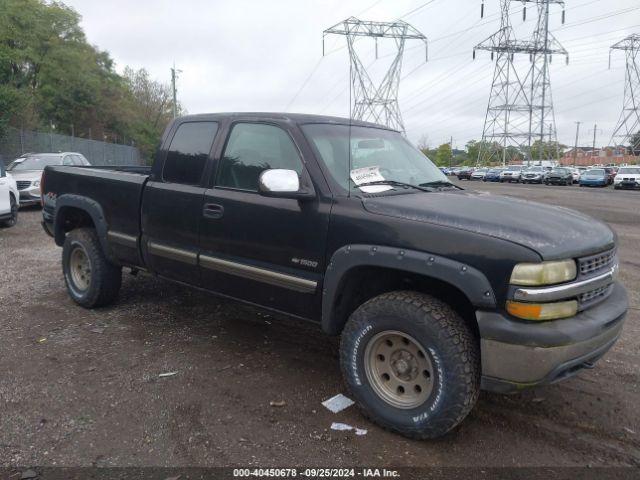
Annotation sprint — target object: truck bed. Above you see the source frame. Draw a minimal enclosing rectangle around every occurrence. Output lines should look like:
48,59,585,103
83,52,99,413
43,165,151,265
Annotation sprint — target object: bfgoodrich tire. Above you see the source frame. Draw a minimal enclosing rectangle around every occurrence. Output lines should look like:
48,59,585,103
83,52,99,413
62,228,122,308
340,291,480,439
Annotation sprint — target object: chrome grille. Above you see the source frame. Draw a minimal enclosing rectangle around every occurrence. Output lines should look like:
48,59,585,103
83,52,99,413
16,180,31,190
579,249,616,276
579,284,613,305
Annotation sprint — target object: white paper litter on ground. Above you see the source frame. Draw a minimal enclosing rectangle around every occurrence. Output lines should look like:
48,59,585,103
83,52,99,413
322,393,355,413
330,422,353,431
158,371,178,378
330,422,368,436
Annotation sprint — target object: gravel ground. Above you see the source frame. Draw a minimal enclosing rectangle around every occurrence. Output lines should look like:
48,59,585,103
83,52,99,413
1,182,639,468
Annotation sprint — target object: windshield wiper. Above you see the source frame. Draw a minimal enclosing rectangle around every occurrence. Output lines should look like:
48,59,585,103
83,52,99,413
419,180,463,190
355,180,435,193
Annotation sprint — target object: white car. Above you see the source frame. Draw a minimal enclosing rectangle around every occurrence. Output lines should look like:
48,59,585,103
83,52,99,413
570,168,581,184
470,168,488,180
7,152,90,206
613,166,640,190
499,165,524,183
0,162,19,227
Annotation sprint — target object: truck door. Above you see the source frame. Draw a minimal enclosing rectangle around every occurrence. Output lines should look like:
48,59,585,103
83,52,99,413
141,121,219,284
198,121,331,319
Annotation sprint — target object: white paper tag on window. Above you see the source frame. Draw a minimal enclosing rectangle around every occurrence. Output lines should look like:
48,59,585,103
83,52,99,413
349,166,392,193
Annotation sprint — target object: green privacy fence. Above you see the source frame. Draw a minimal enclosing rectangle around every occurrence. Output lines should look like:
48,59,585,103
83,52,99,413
0,127,141,166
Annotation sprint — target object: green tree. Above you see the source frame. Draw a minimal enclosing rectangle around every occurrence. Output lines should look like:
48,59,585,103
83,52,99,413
0,0,180,161
529,139,565,162
122,67,179,160
434,143,453,167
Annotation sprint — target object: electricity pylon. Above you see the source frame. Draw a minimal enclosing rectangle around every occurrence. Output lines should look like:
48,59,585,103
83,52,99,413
323,17,428,134
609,34,640,154
474,1,567,166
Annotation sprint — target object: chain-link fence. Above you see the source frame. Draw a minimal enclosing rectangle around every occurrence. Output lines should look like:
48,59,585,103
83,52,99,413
0,126,141,167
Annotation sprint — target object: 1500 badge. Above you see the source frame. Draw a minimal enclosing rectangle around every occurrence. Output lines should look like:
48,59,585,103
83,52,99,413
291,257,318,268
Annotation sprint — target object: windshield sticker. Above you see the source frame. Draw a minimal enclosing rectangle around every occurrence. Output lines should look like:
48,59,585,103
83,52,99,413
349,166,393,193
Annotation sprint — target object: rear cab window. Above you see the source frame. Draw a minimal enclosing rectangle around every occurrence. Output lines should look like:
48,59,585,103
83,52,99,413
162,122,219,185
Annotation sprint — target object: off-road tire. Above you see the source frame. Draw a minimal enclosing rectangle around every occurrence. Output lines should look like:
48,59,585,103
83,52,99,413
340,291,480,439
1,194,18,228
62,228,121,308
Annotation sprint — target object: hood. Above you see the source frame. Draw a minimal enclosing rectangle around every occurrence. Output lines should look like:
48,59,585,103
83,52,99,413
362,190,615,260
8,170,42,181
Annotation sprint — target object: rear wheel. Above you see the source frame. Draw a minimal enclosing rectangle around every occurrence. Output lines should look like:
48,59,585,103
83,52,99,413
62,228,122,308
340,291,480,439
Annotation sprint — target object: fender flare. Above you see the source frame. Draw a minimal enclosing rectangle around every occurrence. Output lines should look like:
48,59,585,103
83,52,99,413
53,194,112,261
321,244,497,334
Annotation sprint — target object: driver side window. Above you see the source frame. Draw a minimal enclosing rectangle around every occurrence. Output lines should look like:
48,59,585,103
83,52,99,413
216,123,303,191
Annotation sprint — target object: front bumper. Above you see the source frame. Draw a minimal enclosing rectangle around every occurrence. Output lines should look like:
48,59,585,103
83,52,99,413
19,187,41,205
477,281,627,393
615,180,639,189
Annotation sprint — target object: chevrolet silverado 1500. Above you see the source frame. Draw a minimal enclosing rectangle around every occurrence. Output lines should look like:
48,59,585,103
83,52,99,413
41,113,627,439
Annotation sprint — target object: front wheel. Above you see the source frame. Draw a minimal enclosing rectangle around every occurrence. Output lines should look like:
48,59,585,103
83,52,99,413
340,291,480,439
62,228,122,308
1,194,18,228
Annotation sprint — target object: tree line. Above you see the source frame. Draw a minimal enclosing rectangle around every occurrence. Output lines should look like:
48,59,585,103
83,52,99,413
0,0,178,161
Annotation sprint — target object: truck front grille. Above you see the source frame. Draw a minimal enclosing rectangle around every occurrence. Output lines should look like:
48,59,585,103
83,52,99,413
16,181,31,190
579,284,614,308
579,249,616,276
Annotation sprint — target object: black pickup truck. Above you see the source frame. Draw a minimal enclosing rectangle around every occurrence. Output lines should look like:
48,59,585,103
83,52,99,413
41,113,627,439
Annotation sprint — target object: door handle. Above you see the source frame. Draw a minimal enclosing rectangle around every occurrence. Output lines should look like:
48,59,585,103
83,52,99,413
203,203,224,219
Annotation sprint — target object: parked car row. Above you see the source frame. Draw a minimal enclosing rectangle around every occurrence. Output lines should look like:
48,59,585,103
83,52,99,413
443,164,639,190
0,152,92,229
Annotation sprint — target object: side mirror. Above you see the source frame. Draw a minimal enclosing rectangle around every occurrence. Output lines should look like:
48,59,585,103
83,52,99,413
258,169,314,200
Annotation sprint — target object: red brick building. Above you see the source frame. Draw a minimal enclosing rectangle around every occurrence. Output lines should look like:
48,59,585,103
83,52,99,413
560,146,638,166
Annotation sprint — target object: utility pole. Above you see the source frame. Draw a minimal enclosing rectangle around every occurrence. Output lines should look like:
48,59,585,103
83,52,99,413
450,136,453,168
171,63,180,119
573,121,581,166
588,123,603,159
323,17,428,134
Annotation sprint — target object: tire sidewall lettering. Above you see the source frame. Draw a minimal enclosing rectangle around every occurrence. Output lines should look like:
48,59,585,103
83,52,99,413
351,324,372,386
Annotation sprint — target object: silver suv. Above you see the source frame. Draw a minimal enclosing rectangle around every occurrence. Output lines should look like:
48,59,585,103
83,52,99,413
7,152,90,206
499,165,525,183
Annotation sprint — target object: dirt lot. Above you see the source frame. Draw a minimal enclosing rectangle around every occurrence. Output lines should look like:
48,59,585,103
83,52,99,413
1,182,639,468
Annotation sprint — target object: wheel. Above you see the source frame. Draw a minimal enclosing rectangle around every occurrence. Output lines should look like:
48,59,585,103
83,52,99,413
0,194,18,227
544,181,549,185
62,228,122,308
339,291,480,439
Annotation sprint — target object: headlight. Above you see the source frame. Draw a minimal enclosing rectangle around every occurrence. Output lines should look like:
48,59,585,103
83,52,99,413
510,260,577,286
33,180,40,187
506,300,578,321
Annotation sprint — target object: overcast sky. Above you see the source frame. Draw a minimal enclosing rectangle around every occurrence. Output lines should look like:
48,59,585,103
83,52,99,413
65,0,640,149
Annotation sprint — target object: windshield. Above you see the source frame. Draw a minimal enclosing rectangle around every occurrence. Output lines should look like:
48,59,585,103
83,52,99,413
619,167,640,174
586,169,605,176
301,124,448,193
526,166,544,172
552,168,568,173
8,155,62,171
